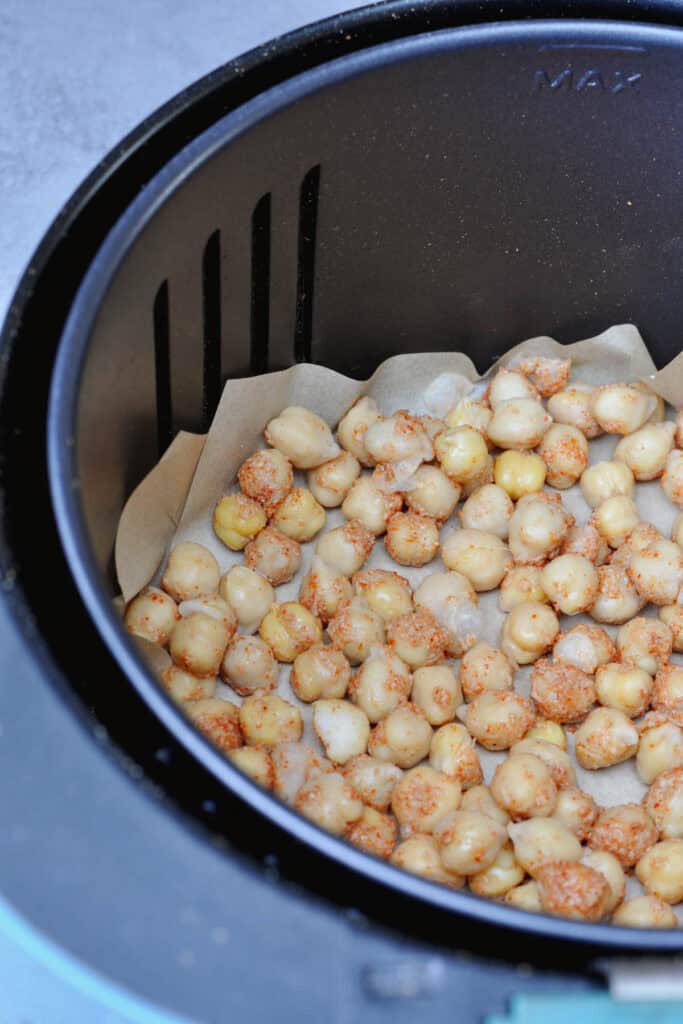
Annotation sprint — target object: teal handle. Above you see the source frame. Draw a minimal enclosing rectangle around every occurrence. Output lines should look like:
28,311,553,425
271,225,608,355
488,994,683,1024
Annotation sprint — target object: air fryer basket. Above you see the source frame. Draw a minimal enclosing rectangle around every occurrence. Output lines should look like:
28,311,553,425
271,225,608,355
37,6,683,955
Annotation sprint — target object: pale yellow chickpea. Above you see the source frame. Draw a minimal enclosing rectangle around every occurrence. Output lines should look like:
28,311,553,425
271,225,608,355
221,635,277,696
529,658,595,724
434,809,507,875
240,691,303,748
540,554,599,615
636,839,683,904
405,465,461,522
488,398,553,450
307,451,361,507
429,724,483,789
561,523,609,565
386,609,447,669
434,425,489,484
536,861,610,922
673,513,683,549
614,422,676,481
661,449,683,508
610,521,662,569
341,476,402,536
161,665,216,703
353,569,413,623
499,566,548,612
637,721,683,784
589,565,644,625
259,602,323,662
488,367,539,407
346,806,398,860
364,410,433,465
244,525,301,586
169,612,233,677
213,492,267,551
501,603,559,666
508,496,573,565
458,484,513,539
460,455,495,499
511,737,576,789
644,766,683,839
590,803,658,868
313,699,370,765
504,880,542,912
460,785,509,825
391,764,462,836
590,383,657,435
294,772,363,834
490,753,557,820
186,697,242,752
368,703,433,769
411,665,461,726
676,408,683,448
414,571,481,658
592,496,640,549
342,754,403,811
390,834,464,888
456,691,535,751
526,719,567,750
316,519,374,576
616,616,672,676
270,487,326,542
219,565,274,634
612,895,678,929
421,415,447,442
580,460,635,509
125,587,179,646
441,529,512,591
445,398,492,437
553,624,615,676
653,663,683,711
327,596,385,665
238,448,293,515
161,541,220,602
469,842,525,897
493,450,547,501
178,593,237,632
336,396,382,466
553,788,599,841
575,708,638,770
629,539,683,606
547,384,602,439
271,741,331,804
660,605,683,653
517,356,571,398
460,642,514,701
290,645,351,703
228,745,274,789
538,424,588,489
384,511,440,567
507,818,582,876
581,850,625,914
349,644,412,722
265,405,340,469
599,654,652,712
299,557,352,624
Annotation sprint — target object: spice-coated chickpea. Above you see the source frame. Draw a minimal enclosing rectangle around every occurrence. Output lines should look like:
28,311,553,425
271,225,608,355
530,658,596,724
616,616,672,676
629,539,683,605
270,487,326,542
459,484,513,539
575,708,639,770
290,644,352,703
526,719,567,750
421,415,447,442
327,596,386,665
487,398,552,450
581,850,625,914
493,450,547,501
590,384,656,435
511,737,576,789
589,565,644,625
490,753,557,820
161,665,216,703
170,612,233,677
614,422,676,481
469,842,525,898
125,587,179,645
219,565,274,634
434,809,508,875
221,635,277,696
414,571,481,658
271,741,332,805
177,593,237,632
434,425,489,484
411,664,461,726
612,895,678,928
316,519,375,576
341,476,402,536
673,513,683,549
503,880,542,912
540,554,599,615
536,862,610,922
391,764,462,836
161,542,220,602
307,451,361,507
460,454,495,499
660,604,683,654
488,367,539,407
610,522,662,569
508,496,573,565
346,806,398,860
644,766,683,839
364,410,433,465
390,834,465,888
336,396,382,466
580,460,635,509
653,663,683,711
186,697,242,752
441,529,512,591
456,691,535,751
507,817,582,877
661,450,683,508
384,511,440,567
265,405,340,469
547,385,602,439
552,624,615,675
676,408,683,448
429,723,483,789
499,566,548,612
244,525,301,586
294,772,363,834
538,424,588,489
228,745,274,789
386,608,448,669
406,465,461,522
561,523,609,565
595,661,653,718
353,569,413,623
445,398,492,437
259,602,323,662
460,785,509,825
238,447,293,515
592,496,640,549
240,692,303,748
501,603,559,667
637,722,683,785
349,644,412,722
553,788,599,841
635,839,683,904
313,699,370,764
213,492,267,551
590,803,658,868
368,702,433,769
460,642,514,701
299,557,353,624
342,754,403,811
516,356,571,397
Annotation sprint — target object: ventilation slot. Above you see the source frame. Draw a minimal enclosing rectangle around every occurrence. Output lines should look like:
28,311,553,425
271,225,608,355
153,280,172,455
250,193,271,374
202,230,222,428
294,164,321,364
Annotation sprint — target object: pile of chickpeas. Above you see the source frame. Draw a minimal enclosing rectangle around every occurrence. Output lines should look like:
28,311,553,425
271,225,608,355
124,354,683,928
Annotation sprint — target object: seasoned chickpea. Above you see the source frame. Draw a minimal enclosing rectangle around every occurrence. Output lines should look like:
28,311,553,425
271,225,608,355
553,624,615,676
386,608,447,669
307,451,361,507
469,842,525,897
493,450,546,501
350,644,412,722
435,809,507,875
541,554,599,615
460,642,514,701
336,396,382,466
442,529,512,591
491,754,557,820
488,367,539,407
265,405,340,469
213,492,267,551
614,422,675,481
445,398,492,436
547,385,602,439
460,454,495,499
508,496,573,565
414,571,481,658
637,721,683,785
364,410,433,465
676,408,683,448
530,658,595,724
504,880,542,912
342,476,402,536
580,460,635,509
499,566,547,611
517,356,571,398
554,788,599,841
610,521,662,569
125,587,178,645
459,484,513,539
391,834,464,887
673,513,683,549
228,745,274,789
460,785,509,825
342,754,403,811
240,692,303,748
178,593,237,631
244,526,301,586
170,612,232,677
221,635,277,696
636,839,683,904
617,616,672,676
368,703,433,769
629,539,683,606
238,448,293,515
299,557,352,624
186,697,242,752
536,862,609,922
653,664,683,711
660,605,683,653
405,465,461,522
561,523,609,565
421,415,447,442
294,772,363,834
219,565,274,634
434,426,489,484
259,602,322,662
391,765,462,836
589,565,644,625
353,569,413,623
661,449,683,508
581,850,625,914
313,699,370,764
161,665,216,703
575,708,638,770
270,487,326,542
327,596,385,665
596,660,653,717
384,511,440,567
429,724,483,789
501,603,559,666
411,665,461,725
590,383,656,435
526,719,567,750
590,803,658,868
290,645,351,702
592,496,640,550
538,424,588,489
457,691,534,751
161,542,220,602
316,519,374,576
487,398,552,450
613,895,678,928
507,818,582,876
511,737,576,789
271,741,331,804
644,766,683,839
346,806,398,859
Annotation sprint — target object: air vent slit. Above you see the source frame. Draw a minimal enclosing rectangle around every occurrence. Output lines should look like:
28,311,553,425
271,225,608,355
202,229,222,427
294,164,321,364
153,280,172,455
250,194,271,374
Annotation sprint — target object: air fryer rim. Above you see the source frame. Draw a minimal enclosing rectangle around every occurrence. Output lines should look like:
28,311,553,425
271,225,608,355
47,14,683,950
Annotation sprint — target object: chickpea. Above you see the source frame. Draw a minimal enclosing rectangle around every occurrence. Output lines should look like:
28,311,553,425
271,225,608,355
434,809,507,875
350,644,412,722
265,405,340,469
460,642,514,702
368,703,433,768
186,697,242,752
170,612,232,677
460,785,509,826
469,842,525,898
511,737,576,789
364,410,433,465
421,415,447,442
299,557,352,624
660,604,683,653
507,818,582,876
644,389,666,423
661,450,683,508
313,699,370,764
529,658,595,724
581,850,625,914
593,662,651,719
342,754,403,811
508,496,573,565
327,596,385,665
411,665,461,725
270,487,326,542
644,766,683,839
405,465,461,522
614,422,675,482
238,448,293,515
213,492,267,551
499,566,548,611
445,398,492,437
459,484,513,539
221,635,277,696
616,616,672,676
316,519,374,576
592,496,640,550
580,461,635,509
161,665,216,703
676,408,683,448
553,624,615,676
561,523,609,565
386,609,447,669
429,724,483,789
538,424,588,489
346,807,398,860
554,788,599,841
589,565,644,625
547,385,602,439
391,765,462,836
391,834,464,888
244,526,301,586
504,880,542,912
336,396,382,465
526,719,567,750
239,692,303,747
610,521,662,569
491,753,557,820
178,593,237,631
519,356,572,398
536,862,610,922
653,664,683,711
307,451,360,507
501,603,559,666
219,566,274,634
434,425,489,485
457,691,534,751
441,529,512,591
259,602,322,662
384,511,440,567
487,398,552,450
460,455,495,499
629,539,683,606
575,708,639,770
290,645,352,702
493,451,546,501
612,895,678,929
637,722,683,785
590,803,658,868
414,571,481,658
353,569,413,623
228,745,274,789
125,587,178,646
161,542,220,602
294,772,363,834
541,554,599,616
488,367,539,407
673,513,683,549
342,476,402,536
271,741,331,804
590,383,656,435
636,839,683,904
